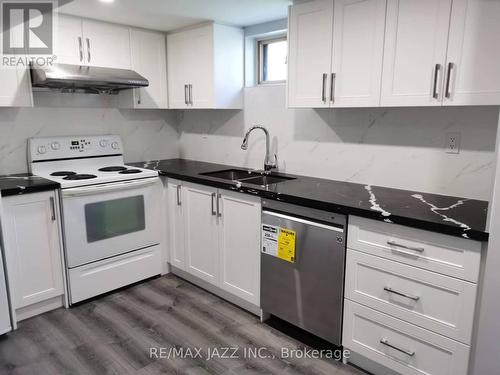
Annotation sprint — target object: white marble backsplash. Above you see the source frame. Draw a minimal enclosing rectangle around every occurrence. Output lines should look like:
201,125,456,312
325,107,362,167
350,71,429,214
0,105,180,175
178,85,499,201
0,85,497,201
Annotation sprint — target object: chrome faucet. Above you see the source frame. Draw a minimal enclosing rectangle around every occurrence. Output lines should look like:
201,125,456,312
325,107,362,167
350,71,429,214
241,126,277,172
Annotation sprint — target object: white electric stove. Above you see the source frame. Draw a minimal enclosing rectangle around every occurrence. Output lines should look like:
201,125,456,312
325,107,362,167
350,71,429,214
28,135,163,305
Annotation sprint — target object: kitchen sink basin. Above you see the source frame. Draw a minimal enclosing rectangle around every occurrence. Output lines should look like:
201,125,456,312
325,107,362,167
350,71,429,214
240,175,295,186
200,169,257,181
200,168,295,186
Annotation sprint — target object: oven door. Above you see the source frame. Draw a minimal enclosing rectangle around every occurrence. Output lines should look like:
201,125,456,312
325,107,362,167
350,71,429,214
62,178,162,268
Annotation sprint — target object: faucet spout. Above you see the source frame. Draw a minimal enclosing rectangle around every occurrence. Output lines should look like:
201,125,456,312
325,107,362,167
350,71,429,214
240,126,277,172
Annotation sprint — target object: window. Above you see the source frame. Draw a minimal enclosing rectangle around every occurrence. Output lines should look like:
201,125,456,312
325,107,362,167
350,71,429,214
258,36,287,84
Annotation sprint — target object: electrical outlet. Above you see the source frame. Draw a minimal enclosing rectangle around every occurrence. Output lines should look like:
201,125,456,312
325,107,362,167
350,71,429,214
446,132,461,154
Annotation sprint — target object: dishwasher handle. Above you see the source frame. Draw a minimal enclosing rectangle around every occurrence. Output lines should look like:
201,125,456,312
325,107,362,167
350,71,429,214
262,210,344,233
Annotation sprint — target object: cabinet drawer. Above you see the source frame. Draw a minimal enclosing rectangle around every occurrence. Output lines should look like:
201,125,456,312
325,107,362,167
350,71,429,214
347,216,481,282
345,249,476,343
343,300,470,375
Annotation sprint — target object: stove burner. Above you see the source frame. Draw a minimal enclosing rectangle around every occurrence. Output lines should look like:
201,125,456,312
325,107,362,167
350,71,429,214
119,169,143,175
99,166,127,172
51,171,76,177
63,174,98,181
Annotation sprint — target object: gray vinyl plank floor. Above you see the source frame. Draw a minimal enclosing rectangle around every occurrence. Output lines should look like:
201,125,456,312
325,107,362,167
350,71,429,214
0,275,366,375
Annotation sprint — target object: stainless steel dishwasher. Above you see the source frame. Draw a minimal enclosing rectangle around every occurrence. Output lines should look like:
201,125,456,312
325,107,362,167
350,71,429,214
261,199,346,345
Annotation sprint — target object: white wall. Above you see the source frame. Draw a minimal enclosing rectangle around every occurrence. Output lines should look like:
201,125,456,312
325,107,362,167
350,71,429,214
178,85,499,200
0,93,180,175
471,114,500,375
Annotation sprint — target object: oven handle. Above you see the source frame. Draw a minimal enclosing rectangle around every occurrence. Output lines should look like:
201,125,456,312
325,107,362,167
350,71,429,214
62,178,159,197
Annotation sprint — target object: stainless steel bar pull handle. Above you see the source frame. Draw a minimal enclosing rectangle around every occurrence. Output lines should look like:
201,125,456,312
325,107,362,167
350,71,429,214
137,89,142,105
380,338,415,357
86,38,91,63
445,62,454,99
78,37,83,62
211,193,217,216
217,193,222,217
176,185,182,206
321,73,327,103
387,240,424,253
384,287,420,301
184,85,188,105
188,84,193,105
330,73,336,103
49,197,56,221
432,64,441,99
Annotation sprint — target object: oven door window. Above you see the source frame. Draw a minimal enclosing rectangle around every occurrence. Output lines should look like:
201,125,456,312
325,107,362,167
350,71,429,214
85,195,145,243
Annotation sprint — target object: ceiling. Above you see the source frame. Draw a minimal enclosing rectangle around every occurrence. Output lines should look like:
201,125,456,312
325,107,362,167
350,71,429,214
58,0,291,32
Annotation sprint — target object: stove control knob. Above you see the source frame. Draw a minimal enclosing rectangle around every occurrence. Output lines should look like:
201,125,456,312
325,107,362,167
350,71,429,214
111,142,119,150
99,140,108,148
51,142,60,150
37,145,47,154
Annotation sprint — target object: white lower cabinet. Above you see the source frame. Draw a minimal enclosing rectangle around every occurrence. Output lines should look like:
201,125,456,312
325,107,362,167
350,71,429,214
345,250,476,344
218,191,261,306
344,216,481,375
167,180,261,307
183,183,220,285
1,191,64,320
167,180,186,270
343,300,470,375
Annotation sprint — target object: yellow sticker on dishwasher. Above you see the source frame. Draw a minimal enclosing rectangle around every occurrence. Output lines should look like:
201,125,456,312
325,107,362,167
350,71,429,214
278,228,296,263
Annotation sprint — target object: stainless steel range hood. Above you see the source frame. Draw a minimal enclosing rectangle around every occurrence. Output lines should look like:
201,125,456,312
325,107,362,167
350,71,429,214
30,63,149,94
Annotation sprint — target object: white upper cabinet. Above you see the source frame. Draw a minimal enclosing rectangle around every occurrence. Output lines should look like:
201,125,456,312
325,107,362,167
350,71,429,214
55,15,131,69
288,0,334,108
288,0,386,108
81,19,131,69
129,28,168,108
381,0,452,106
167,23,244,109
289,0,500,108
445,0,500,105
331,0,386,107
54,15,84,65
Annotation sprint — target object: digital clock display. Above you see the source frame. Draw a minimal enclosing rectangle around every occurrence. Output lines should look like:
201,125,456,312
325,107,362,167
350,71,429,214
71,141,79,146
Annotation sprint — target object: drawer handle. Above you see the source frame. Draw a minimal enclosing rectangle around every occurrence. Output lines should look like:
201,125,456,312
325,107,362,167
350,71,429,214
387,240,424,253
384,287,420,301
380,338,415,357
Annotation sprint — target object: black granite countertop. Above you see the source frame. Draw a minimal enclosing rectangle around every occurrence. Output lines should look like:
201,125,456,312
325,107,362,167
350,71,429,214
129,159,489,242
0,174,60,197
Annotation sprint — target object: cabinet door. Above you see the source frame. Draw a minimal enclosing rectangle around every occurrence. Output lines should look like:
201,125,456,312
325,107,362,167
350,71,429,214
331,0,386,107
287,0,334,108
167,180,185,270
218,191,261,305
380,0,452,106
187,25,214,108
130,29,168,109
2,191,64,309
444,0,500,105
183,183,219,285
54,15,84,65
167,31,191,109
81,19,131,69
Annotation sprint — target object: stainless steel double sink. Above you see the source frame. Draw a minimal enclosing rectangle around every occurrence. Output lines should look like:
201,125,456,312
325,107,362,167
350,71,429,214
200,169,295,187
